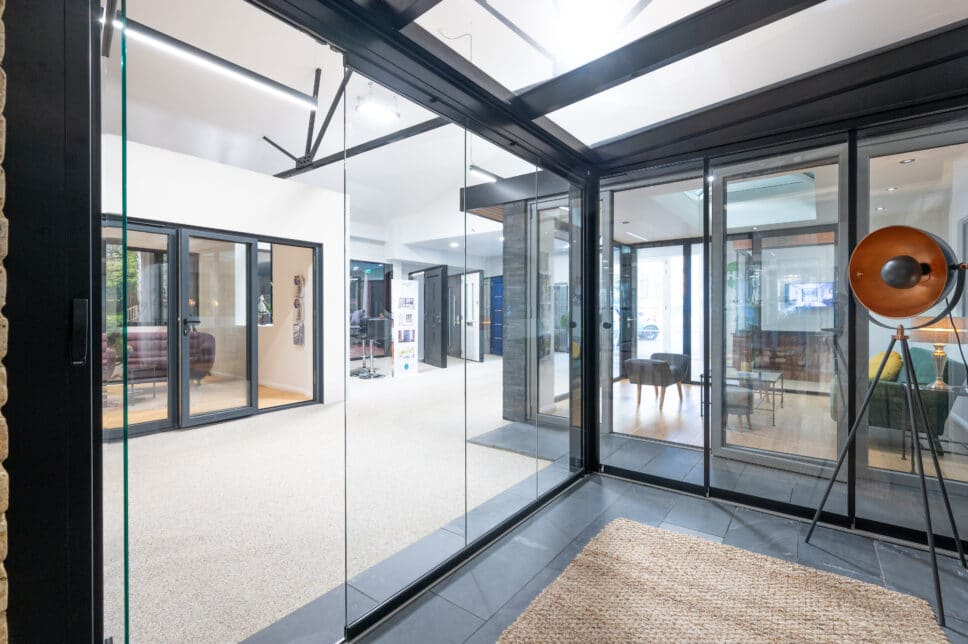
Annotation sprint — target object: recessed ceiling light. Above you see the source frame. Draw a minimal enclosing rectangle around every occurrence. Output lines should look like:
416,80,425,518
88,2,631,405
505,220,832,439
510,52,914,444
449,242,460,248
706,175,715,183
886,186,898,192
752,226,758,230
499,236,505,242
899,158,916,165
875,206,886,211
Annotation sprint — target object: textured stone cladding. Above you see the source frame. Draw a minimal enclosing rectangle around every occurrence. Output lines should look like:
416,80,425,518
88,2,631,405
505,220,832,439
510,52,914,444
0,0,9,640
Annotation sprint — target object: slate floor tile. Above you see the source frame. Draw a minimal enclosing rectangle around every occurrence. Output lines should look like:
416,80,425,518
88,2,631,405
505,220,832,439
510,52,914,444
357,593,482,644
722,507,799,562
662,494,735,536
797,525,883,585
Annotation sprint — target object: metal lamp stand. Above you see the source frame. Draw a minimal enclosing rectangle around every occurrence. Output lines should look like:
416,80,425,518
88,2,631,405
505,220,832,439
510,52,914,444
806,325,968,626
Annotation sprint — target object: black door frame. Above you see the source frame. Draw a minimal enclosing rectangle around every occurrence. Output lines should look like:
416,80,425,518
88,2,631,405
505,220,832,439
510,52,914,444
178,228,259,427
101,219,179,436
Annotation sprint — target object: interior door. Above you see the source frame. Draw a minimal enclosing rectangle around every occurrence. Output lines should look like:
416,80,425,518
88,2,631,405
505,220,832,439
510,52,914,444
447,273,462,357
180,230,257,425
422,265,447,368
490,276,503,355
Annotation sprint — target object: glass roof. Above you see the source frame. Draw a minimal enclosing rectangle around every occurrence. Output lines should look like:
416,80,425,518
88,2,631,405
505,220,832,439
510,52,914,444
414,0,717,92
546,0,968,146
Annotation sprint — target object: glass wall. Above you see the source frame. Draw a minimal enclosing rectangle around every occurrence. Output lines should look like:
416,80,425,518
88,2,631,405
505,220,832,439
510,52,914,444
856,122,968,540
343,88,584,626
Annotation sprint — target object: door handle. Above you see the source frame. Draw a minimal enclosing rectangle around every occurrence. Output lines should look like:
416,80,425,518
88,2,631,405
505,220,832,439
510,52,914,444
183,317,201,336
71,298,89,366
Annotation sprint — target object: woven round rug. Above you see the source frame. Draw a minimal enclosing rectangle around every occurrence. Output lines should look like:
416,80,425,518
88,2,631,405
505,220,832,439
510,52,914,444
499,518,948,643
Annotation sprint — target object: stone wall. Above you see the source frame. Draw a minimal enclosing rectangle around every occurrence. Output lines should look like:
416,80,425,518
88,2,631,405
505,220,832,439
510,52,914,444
502,202,528,422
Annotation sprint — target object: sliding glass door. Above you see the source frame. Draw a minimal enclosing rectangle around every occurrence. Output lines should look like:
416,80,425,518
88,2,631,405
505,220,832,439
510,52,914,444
709,144,849,507
598,170,707,479
180,231,257,425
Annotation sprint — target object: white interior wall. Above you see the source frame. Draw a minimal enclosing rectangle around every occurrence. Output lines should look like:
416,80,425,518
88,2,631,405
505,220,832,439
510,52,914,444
258,244,315,396
102,134,346,402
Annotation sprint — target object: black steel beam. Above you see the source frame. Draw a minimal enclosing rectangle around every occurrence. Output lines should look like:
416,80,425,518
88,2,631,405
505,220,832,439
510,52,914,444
248,0,594,184
595,20,968,173
309,69,352,159
514,0,824,117
379,0,444,27
275,116,448,178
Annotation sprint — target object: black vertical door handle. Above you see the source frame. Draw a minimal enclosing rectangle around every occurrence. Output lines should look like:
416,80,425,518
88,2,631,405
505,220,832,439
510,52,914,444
71,298,89,366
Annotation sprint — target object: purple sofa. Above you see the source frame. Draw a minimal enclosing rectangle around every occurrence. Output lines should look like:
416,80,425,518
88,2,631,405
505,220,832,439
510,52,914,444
102,330,216,384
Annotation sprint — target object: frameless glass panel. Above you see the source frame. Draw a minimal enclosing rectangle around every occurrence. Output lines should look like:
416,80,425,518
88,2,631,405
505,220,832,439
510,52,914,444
711,151,847,510
548,0,968,145
344,78,470,626
414,0,717,91
99,4,127,640
115,1,343,640
856,125,968,541
465,133,541,542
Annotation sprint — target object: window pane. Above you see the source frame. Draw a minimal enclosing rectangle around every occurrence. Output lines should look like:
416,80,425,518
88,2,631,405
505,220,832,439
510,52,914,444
857,128,968,541
414,0,717,91
547,0,968,145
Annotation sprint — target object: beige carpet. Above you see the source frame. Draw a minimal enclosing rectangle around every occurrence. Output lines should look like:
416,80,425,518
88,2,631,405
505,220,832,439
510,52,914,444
500,519,947,643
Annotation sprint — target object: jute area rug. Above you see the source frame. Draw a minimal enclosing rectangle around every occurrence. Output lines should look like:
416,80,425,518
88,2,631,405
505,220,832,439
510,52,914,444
500,518,947,643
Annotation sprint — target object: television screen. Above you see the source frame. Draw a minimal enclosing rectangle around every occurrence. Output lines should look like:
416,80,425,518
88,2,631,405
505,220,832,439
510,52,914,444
786,282,834,308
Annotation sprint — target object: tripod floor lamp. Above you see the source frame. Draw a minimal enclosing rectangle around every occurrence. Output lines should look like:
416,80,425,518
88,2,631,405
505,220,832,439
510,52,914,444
806,225,968,626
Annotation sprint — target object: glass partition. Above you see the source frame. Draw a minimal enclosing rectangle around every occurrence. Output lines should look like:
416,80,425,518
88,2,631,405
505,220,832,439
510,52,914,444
99,4,127,639
344,76,583,629
111,1,343,640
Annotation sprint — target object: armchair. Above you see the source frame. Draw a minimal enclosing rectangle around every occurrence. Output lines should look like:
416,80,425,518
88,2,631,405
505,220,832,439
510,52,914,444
625,353,690,410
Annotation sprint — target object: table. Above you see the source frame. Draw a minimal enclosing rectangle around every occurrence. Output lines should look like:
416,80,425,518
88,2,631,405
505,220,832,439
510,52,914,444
700,369,785,426
727,368,784,426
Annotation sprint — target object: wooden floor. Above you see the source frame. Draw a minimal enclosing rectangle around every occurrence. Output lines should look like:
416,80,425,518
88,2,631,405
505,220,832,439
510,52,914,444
103,380,311,429
611,379,968,481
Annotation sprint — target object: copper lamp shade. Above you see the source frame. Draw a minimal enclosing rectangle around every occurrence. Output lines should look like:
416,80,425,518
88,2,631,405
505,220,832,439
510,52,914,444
848,225,958,318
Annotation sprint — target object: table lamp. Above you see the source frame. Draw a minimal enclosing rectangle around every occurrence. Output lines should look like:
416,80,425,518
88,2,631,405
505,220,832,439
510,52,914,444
910,315,968,390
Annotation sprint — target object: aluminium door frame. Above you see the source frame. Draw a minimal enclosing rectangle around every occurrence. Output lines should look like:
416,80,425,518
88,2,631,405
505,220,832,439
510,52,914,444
708,139,851,481
178,227,259,428
101,218,179,437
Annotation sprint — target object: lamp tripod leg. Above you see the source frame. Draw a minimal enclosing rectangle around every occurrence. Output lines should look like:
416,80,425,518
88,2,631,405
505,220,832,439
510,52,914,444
904,341,968,570
901,338,945,627
806,337,898,543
